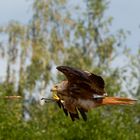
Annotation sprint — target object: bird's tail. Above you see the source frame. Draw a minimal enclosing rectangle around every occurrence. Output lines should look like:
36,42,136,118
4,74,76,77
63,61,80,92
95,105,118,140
102,97,137,105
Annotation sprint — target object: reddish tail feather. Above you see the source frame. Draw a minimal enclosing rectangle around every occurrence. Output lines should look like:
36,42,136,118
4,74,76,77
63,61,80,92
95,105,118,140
102,97,137,105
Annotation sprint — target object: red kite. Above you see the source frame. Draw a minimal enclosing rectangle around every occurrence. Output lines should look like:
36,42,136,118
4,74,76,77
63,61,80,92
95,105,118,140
43,66,136,121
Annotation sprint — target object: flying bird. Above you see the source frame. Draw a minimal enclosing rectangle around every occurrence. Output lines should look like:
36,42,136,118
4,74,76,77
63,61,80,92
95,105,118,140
42,66,136,121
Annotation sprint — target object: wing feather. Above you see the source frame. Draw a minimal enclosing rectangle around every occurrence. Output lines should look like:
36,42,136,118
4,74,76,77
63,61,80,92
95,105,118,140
57,66,106,95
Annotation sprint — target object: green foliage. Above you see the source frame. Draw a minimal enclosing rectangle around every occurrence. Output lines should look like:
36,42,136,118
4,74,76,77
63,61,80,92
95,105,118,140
0,0,140,139
0,101,139,140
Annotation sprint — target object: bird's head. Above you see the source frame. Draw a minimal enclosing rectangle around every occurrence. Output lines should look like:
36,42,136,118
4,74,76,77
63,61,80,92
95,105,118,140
50,81,68,101
50,81,68,93
51,84,59,92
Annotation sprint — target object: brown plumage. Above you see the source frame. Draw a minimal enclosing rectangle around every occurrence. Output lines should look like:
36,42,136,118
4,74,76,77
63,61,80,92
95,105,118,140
46,66,137,121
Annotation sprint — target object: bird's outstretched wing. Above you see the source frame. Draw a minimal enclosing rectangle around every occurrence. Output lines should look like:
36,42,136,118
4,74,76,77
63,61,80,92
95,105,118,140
57,66,106,96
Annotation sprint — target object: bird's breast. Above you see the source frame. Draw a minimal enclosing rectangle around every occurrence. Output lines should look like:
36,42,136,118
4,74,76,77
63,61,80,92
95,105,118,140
77,99,97,110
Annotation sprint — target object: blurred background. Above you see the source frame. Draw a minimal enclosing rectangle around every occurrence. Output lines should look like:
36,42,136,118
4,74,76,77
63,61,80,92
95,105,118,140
0,0,140,139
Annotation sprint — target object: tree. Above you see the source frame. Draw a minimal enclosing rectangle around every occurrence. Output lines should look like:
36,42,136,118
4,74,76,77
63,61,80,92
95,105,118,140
0,0,139,139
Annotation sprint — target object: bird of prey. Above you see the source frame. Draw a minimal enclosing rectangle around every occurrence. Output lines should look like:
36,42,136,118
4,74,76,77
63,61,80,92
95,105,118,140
42,66,136,121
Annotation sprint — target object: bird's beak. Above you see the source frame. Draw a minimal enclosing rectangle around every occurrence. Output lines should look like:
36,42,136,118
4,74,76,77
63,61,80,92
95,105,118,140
50,86,57,92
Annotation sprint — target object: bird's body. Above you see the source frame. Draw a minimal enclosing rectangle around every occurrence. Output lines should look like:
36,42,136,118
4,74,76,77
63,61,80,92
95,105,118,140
44,66,136,121
53,81,100,113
